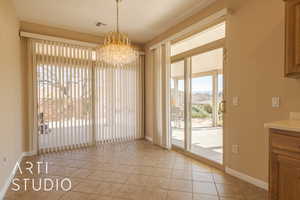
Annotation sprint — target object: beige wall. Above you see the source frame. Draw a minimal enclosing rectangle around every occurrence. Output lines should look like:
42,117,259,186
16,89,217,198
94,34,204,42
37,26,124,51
145,0,300,183
225,0,300,182
0,0,26,191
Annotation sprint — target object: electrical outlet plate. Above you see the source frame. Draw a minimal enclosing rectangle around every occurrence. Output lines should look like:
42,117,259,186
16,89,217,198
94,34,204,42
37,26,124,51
232,97,239,106
232,144,239,154
272,97,280,108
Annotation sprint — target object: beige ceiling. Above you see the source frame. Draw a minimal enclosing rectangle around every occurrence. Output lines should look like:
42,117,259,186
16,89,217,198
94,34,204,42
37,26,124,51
13,0,216,44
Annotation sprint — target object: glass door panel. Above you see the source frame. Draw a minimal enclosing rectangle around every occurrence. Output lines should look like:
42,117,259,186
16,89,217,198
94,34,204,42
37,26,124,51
190,48,224,164
170,60,185,148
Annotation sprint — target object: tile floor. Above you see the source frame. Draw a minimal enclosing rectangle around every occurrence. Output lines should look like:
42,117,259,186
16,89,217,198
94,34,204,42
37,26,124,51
4,140,267,200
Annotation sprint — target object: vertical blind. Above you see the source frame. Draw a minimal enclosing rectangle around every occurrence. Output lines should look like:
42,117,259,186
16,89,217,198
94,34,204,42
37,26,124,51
31,39,143,153
94,50,143,143
151,43,172,149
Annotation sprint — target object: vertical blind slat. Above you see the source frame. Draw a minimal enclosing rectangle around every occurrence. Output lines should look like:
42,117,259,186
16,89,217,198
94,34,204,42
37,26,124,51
45,41,50,152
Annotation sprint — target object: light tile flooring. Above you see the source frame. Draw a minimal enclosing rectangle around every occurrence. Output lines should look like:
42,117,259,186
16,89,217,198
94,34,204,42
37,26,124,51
5,140,267,200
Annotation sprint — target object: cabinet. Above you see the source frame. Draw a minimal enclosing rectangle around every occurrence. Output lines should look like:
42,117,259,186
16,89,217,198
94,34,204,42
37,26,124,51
284,0,300,78
269,129,300,200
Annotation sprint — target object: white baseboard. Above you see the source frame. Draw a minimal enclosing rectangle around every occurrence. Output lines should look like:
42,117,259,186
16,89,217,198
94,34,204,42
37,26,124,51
225,167,268,191
0,153,25,200
0,151,36,200
145,136,153,142
23,151,37,157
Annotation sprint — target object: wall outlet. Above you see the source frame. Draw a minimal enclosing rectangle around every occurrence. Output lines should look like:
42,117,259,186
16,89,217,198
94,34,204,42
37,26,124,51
232,96,239,106
272,97,280,108
232,144,239,154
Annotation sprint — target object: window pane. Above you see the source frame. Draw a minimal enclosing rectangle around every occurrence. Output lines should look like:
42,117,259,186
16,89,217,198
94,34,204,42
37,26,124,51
191,75,213,128
171,22,226,56
192,48,223,73
170,60,185,148
190,49,224,164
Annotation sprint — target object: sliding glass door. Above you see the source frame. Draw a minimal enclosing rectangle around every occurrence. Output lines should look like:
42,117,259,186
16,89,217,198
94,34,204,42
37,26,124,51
36,43,93,153
170,48,224,165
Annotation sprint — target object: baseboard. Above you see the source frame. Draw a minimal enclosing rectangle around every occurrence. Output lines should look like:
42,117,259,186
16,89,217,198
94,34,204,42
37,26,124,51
145,136,153,142
0,151,36,200
23,151,37,157
0,152,26,200
225,167,268,191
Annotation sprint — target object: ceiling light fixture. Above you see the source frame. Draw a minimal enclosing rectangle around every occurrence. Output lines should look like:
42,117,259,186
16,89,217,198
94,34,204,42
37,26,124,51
98,0,137,66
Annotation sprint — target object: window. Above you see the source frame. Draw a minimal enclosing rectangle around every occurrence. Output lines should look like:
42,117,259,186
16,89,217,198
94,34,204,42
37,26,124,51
171,22,226,56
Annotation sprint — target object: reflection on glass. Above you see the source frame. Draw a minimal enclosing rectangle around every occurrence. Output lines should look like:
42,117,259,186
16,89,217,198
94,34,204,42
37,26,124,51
170,61,185,148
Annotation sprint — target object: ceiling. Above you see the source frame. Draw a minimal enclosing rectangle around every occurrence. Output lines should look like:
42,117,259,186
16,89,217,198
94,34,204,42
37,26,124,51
13,0,216,44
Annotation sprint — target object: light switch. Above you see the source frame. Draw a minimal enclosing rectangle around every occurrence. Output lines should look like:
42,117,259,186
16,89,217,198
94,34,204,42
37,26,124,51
232,96,239,106
272,97,280,108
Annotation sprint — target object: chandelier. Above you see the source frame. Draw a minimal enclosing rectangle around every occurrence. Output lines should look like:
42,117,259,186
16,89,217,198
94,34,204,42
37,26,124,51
98,0,137,66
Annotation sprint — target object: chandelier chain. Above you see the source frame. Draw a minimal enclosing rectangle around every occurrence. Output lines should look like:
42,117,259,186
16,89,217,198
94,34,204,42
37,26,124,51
116,0,119,32
99,0,137,66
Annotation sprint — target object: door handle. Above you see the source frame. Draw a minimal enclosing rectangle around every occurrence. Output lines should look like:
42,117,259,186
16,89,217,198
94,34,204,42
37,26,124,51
220,100,226,114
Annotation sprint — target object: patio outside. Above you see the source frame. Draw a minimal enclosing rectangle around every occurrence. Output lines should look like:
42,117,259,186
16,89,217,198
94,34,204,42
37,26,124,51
170,67,223,165
171,118,223,164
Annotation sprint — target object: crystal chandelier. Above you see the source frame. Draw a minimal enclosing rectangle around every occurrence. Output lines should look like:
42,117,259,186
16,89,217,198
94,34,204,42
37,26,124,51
98,0,137,66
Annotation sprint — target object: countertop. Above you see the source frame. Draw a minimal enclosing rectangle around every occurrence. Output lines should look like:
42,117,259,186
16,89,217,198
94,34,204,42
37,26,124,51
264,120,300,133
